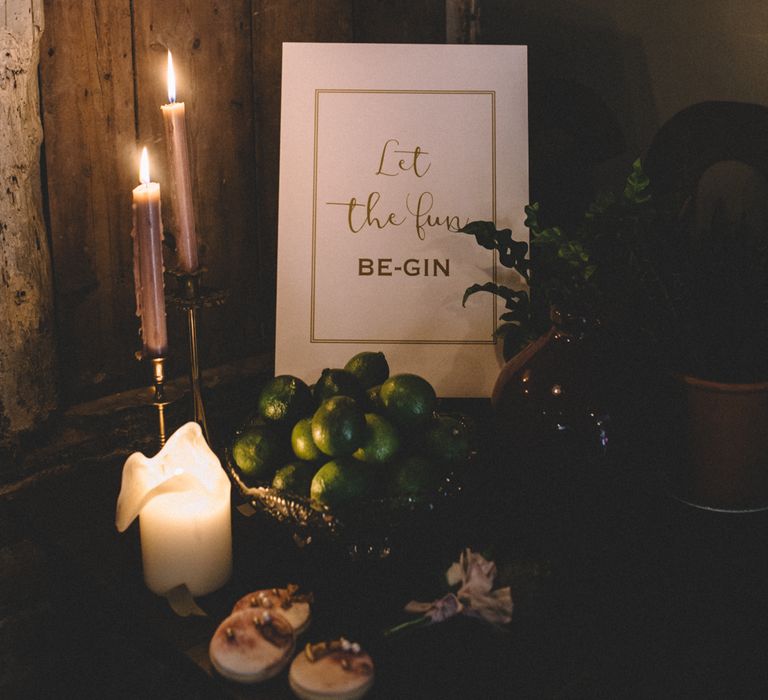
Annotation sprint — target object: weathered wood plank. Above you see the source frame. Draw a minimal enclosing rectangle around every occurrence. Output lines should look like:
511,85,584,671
251,0,354,340
132,1,261,376
0,0,56,436
39,1,139,402
446,0,480,43
353,0,445,43
35,0,451,408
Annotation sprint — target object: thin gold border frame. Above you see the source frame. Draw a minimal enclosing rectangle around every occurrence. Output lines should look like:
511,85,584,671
311,89,497,345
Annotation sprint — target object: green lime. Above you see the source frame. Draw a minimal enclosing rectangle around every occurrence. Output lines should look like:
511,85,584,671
311,396,366,457
291,417,323,461
313,368,364,403
422,415,471,466
352,413,400,464
380,373,437,430
310,458,374,509
344,351,390,390
232,426,285,483
365,384,384,412
258,375,314,425
389,454,441,497
272,461,316,496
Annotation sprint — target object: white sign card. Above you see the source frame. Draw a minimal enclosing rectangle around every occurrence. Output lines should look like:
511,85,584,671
275,43,528,397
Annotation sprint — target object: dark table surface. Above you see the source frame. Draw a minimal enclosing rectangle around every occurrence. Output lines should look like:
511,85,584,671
7,411,768,700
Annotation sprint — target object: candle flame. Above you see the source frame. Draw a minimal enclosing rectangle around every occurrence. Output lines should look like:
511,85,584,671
167,50,176,103
139,147,150,185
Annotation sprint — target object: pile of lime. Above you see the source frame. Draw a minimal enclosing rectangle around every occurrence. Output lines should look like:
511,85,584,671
231,352,472,511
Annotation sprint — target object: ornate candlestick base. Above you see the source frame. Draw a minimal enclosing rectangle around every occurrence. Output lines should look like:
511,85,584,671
167,268,228,446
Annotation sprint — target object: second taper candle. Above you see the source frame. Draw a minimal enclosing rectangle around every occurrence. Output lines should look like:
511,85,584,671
161,50,199,273
132,147,168,356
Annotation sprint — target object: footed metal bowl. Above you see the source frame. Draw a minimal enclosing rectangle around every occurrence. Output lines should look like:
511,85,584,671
224,416,470,559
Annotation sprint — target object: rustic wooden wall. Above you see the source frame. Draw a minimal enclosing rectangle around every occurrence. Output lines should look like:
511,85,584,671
38,0,445,406
0,0,57,436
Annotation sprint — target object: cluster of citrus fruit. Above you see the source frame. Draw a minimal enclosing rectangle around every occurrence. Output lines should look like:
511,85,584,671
231,352,471,510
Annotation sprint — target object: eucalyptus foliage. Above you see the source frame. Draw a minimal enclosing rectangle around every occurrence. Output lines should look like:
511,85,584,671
459,158,768,382
461,160,673,364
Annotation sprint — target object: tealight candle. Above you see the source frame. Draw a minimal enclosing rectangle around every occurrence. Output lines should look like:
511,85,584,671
115,422,232,596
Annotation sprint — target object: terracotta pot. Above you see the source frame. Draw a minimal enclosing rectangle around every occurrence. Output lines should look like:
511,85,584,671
672,374,768,509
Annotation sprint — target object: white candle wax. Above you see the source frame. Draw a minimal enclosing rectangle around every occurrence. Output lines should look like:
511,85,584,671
140,486,232,596
132,147,168,357
116,422,232,597
161,51,199,273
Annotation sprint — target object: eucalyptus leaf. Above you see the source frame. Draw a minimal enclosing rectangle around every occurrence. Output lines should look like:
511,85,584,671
456,161,674,367
524,203,541,234
624,158,651,204
462,282,526,308
459,221,529,269
458,221,499,250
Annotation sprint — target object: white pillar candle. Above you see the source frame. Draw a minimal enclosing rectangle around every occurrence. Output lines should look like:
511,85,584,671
115,422,232,597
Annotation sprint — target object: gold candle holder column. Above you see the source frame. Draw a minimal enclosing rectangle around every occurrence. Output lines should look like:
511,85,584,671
134,352,173,450
167,268,228,446
151,356,169,448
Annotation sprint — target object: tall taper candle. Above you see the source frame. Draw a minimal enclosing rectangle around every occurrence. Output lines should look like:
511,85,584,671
132,147,168,356
161,51,199,273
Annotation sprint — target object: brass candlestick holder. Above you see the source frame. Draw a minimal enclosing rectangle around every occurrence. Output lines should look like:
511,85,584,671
167,268,228,446
134,351,172,450
150,356,169,448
